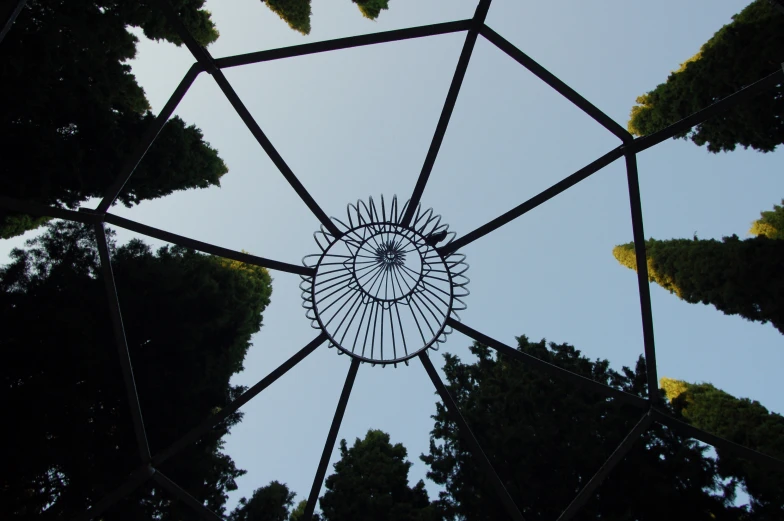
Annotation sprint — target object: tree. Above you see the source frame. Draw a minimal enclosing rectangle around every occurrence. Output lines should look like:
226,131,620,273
230,481,297,521
613,236,784,333
627,0,784,153
750,200,784,239
0,221,272,520
319,429,435,521
662,378,784,517
260,0,390,35
421,338,743,521
0,0,227,239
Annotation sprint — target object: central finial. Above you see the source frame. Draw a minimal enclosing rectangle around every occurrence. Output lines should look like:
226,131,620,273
301,196,469,366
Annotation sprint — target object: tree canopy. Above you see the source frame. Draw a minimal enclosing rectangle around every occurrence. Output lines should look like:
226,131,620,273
627,0,784,152
260,0,390,35
320,429,435,521
0,221,272,519
421,337,743,520
662,377,784,517
613,235,784,334
750,199,784,239
230,481,297,521
0,0,227,239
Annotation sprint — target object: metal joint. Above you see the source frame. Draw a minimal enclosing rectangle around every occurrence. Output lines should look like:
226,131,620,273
78,207,106,223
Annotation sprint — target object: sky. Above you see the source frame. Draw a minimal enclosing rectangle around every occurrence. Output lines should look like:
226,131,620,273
3,0,782,513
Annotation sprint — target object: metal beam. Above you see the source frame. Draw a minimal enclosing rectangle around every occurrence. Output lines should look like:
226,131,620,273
479,24,631,143
448,318,650,409
152,0,340,237
440,146,624,255
651,409,784,472
154,333,327,466
94,223,152,464
103,212,315,277
556,412,653,521
71,465,154,521
153,472,223,521
303,358,361,521
420,352,525,521
0,195,99,224
623,152,659,403
401,0,492,226
629,68,784,154
215,20,472,69
96,64,202,213
0,0,25,44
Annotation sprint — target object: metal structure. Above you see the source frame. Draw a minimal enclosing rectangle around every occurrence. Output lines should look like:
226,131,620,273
2,1,784,520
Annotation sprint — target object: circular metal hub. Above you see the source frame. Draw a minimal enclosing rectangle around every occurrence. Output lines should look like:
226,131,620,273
301,196,469,365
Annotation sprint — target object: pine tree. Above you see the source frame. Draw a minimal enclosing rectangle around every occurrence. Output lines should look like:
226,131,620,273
750,200,784,239
662,377,784,517
320,430,435,521
230,481,297,521
0,221,272,519
613,236,784,333
422,338,742,520
0,0,227,239
627,0,784,152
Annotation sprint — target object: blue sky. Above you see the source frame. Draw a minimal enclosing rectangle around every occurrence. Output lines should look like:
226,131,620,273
3,0,782,512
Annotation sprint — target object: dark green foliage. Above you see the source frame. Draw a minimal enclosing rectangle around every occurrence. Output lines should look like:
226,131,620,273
352,0,390,20
262,0,312,35
0,221,272,520
0,0,226,239
750,199,784,239
663,378,784,518
320,430,435,521
422,338,742,520
614,236,784,334
230,481,297,521
628,0,784,152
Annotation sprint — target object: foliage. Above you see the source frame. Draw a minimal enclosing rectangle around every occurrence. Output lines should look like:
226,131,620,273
0,221,272,520
750,200,784,239
613,236,784,333
320,429,435,521
230,481,297,521
627,0,784,152
422,337,743,520
662,377,784,517
0,0,226,239
262,0,312,34
352,0,390,20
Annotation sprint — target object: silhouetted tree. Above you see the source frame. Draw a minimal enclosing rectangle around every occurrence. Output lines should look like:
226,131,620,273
627,0,784,152
0,0,227,239
422,337,743,520
260,0,390,35
662,378,784,518
613,236,784,333
750,200,784,239
230,481,297,521
0,221,272,520
320,430,435,521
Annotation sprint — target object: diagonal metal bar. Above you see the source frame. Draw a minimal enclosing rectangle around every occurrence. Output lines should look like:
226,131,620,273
448,318,649,408
0,0,25,44
624,152,659,403
441,146,624,255
401,0,492,227
153,0,341,237
419,352,525,521
629,68,784,154
650,408,784,472
71,465,155,521
215,20,472,69
0,195,100,224
94,223,152,464
556,412,653,521
153,472,223,521
96,63,202,213
479,25,631,143
303,358,361,521
154,333,328,466
103,212,314,276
